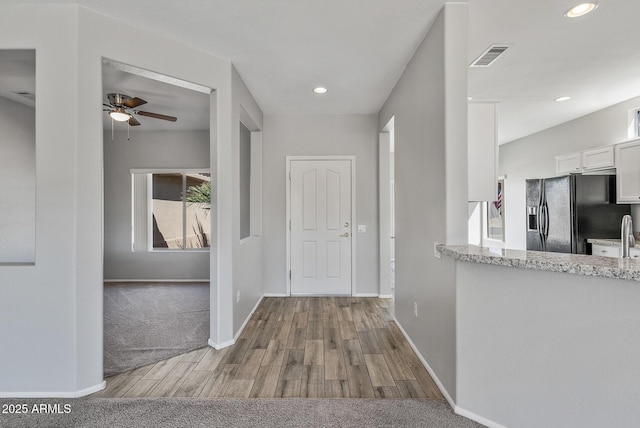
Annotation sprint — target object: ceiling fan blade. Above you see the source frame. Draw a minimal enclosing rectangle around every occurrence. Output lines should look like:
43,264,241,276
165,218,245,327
128,116,141,126
123,97,147,108
136,110,178,122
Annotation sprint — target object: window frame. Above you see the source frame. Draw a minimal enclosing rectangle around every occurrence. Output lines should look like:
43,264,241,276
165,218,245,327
238,106,263,244
627,107,640,139
131,168,211,252
481,177,506,248
239,121,252,240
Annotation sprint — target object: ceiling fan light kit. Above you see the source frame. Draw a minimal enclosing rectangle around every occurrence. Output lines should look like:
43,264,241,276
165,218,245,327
109,108,131,122
104,92,178,128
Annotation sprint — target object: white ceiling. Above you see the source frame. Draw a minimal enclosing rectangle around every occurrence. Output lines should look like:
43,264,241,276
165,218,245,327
102,65,210,131
469,0,640,143
3,0,640,143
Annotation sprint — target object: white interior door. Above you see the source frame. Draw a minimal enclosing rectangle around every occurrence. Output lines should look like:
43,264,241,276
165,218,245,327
290,159,352,295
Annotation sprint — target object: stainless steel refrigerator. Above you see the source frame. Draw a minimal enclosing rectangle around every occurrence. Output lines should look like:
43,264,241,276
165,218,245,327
526,174,630,254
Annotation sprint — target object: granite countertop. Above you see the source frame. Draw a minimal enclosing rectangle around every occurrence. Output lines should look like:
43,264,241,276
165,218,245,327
438,244,640,282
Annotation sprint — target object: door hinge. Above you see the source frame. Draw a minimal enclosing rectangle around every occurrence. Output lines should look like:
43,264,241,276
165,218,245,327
289,170,291,180
289,220,291,230
289,270,292,279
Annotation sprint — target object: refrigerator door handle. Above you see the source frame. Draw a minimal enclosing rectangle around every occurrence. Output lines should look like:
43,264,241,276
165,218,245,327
544,204,550,239
539,181,546,251
537,205,544,248
540,204,548,251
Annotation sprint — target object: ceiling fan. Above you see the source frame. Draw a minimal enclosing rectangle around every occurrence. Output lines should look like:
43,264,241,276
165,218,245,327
103,93,177,126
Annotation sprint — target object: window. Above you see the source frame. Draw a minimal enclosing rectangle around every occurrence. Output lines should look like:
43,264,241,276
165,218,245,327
132,170,210,251
238,108,262,241
239,122,251,239
482,178,505,244
627,107,640,139
0,50,36,264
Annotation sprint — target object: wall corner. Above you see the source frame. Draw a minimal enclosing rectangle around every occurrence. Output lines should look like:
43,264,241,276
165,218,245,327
444,1,469,245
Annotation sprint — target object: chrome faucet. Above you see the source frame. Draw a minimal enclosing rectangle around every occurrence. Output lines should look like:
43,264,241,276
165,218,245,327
621,215,635,258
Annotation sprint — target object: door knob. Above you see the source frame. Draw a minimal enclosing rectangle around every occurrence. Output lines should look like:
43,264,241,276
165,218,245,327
344,222,349,227
340,232,350,237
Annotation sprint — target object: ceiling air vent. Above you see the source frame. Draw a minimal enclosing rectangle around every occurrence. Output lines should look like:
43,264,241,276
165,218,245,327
470,45,509,67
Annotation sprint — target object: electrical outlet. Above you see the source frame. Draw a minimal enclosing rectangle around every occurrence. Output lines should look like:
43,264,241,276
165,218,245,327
237,290,241,304
414,302,418,317
434,242,442,259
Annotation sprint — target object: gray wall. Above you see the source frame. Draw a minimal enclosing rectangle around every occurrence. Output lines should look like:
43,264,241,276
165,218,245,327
500,95,640,249
456,261,640,428
0,96,35,263
104,130,210,280
377,4,468,401
0,6,87,394
0,4,234,395
262,114,380,296
231,65,264,336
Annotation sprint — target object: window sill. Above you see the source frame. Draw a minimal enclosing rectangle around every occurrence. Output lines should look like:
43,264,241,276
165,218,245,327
0,262,36,267
240,235,261,245
134,249,211,253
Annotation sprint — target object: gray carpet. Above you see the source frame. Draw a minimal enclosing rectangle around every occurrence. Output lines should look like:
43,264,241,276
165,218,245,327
0,398,485,428
104,282,210,376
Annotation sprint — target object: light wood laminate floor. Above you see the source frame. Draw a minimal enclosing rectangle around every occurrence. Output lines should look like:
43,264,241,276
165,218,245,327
93,297,444,399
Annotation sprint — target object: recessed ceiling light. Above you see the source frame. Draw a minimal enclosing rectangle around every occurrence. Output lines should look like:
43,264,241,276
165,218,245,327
313,87,328,94
555,96,571,102
564,3,598,18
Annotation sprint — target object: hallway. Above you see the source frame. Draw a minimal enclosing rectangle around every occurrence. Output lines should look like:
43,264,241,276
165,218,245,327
94,297,443,399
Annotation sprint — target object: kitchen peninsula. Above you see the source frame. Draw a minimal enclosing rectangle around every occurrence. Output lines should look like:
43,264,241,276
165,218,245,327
441,244,640,428
439,244,640,281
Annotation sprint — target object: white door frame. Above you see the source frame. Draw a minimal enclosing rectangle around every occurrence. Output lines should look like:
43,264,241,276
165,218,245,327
286,155,357,296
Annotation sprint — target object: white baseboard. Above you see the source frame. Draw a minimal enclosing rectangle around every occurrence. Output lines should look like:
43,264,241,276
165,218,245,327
393,317,505,428
233,295,264,342
266,292,389,298
104,279,209,283
76,381,107,397
291,293,352,297
208,295,265,350
0,381,106,398
208,338,234,350
454,406,507,428
393,317,455,408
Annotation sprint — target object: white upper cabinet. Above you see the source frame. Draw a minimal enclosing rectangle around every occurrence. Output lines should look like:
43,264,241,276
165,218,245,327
582,146,615,171
616,139,640,203
556,145,615,175
468,102,497,201
555,152,582,175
